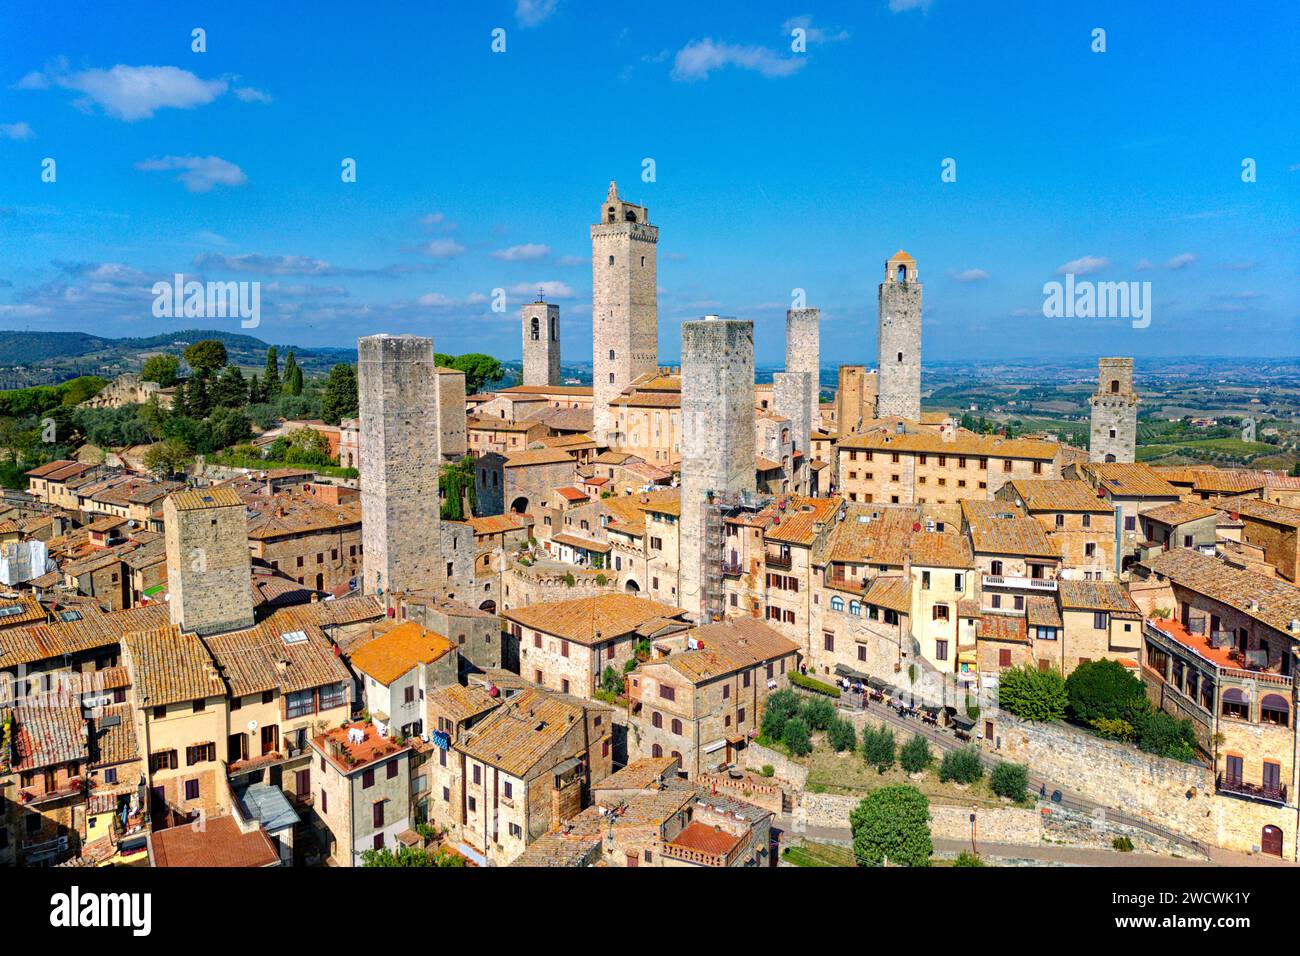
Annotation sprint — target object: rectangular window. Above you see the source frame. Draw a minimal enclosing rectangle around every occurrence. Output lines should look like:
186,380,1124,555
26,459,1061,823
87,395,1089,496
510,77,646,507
286,688,316,719
823,632,834,652
362,768,375,789
935,640,948,661
373,801,384,828
387,760,398,779
184,779,200,801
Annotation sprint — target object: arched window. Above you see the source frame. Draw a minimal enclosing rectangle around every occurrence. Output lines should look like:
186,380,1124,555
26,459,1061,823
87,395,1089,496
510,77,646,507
652,711,662,729
1222,688,1250,720
849,600,862,617
671,718,682,735
830,595,844,612
652,743,662,758
1262,694,1290,727
990,560,1003,576
625,209,637,222
897,264,907,282
609,349,615,361
1110,379,1119,393
671,750,682,763
608,255,615,265
607,207,616,223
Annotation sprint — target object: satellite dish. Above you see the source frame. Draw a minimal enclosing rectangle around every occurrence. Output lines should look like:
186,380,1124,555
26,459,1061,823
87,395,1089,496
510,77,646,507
247,720,258,732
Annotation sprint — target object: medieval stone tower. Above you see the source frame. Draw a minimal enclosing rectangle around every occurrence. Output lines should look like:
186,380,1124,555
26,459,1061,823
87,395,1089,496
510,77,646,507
1089,357,1138,463
785,307,821,424
521,299,561,387
164,487,254,636
591,181,658,444
876,250,922,421
679,316,756,621
358,334,443,596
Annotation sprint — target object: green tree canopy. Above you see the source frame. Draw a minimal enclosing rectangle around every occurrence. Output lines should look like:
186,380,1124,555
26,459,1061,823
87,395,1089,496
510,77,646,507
321,362,359,425
436,352,503,394
850,785,932,867
183,339,228,374
263,345,281,398
1065,659,1148,726
141,354,180,388
998,664,1068,722
143,439,193,477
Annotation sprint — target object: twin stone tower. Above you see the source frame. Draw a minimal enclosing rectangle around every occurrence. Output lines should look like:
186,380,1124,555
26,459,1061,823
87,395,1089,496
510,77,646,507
357,182,924,620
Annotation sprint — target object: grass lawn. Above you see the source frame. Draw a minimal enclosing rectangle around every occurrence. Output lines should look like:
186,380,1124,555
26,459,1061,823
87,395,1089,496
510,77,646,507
804,744,1024,809
782,841,857,867
1136,437,1279,462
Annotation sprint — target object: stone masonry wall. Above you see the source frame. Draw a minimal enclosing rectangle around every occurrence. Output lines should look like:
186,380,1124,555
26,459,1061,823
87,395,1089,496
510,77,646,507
521,301,561,387
876,263,922,421
785,307,821,422
679,317,755,619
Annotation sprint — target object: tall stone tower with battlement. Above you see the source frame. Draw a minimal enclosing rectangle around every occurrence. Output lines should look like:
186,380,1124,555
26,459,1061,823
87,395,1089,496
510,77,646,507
1089,357,1138,463
785,307,821,427
679,316,755,621
521,300,561,387
876,251,922,421
358,334,443,596
591,181,658,444
164,487,254,637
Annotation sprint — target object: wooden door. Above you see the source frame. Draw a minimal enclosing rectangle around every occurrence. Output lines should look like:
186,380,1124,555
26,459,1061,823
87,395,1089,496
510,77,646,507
1262,826,1283,858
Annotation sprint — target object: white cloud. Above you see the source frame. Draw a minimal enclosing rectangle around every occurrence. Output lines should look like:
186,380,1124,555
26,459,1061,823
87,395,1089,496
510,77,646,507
492,243,550,261
135,155,247,192
233,86,272,104
557,255,586,266
951,268,989,283
507,280,574,299
22,63,228,121
516,0,559,27
0,121,34,140
193,253,338,276
421,239,465,259
1055,255,1108,276
889,0,933,12
671,38,804,81
781,16,850,44
1165,252,1196,270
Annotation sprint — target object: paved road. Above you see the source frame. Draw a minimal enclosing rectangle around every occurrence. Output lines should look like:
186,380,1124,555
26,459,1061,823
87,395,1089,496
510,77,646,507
838,695,1212,859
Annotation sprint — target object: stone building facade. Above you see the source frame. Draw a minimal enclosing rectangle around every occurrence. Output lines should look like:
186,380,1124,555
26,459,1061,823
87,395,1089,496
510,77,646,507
591,181,658,444
834,365,878,438
785,307,821,421
521,300,561,387
1088,357,1138,463
679,317,756,620
164,487,254,636
357,334,443,597
876,251,922,421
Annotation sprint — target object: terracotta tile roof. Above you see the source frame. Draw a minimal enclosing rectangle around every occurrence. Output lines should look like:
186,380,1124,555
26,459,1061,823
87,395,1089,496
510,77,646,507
966,514,1060,559
88,703,139,768
426,683,500,723
309,594,385,627
679,618,799,670
203,604,352,698
502,594,687,645
504,448,577,468
0,602,169,669
838,430,1059,460
1025,595,1063,629
556,487,589,503
0,595,46,629
149,814,280,867
667,820,742,859
349,620,454,686
1220,496,1300,530
595,756,680,792
978,613,1028,644
122,626,226,707
1057,580,1140,616
243,491,361,539
466,513,533,536
864,575,911,614
908,531,974,569
169,487,244,511
457,688,593,778
550,531,611,553
1139,549,1300,636
1083,463,1179,499
1193,471,1267,494
498,384,593,396
1005,479,1113,514
763,497,841,546
11,698,88,771
1141,500,1220,526
823,504,920,566
660,648,743,684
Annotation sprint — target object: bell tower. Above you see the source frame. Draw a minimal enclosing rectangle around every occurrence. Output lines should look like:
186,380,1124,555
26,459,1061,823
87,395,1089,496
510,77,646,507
591,181,658,444
521,298,560,386
876,250,922,421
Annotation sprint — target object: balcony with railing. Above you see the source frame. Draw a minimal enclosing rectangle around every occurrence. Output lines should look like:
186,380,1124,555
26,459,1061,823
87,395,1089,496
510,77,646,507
982,574,1056,592
1146,618,1293,689
1217,772,1288,805
765,551,792,570
721,559,744,577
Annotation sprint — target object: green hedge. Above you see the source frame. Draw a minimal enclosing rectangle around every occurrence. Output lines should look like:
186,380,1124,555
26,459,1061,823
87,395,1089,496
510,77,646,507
790,672,840,698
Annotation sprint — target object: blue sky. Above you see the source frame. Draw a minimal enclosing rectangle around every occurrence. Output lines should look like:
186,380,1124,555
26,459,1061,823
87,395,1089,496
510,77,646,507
0,0,1296,363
